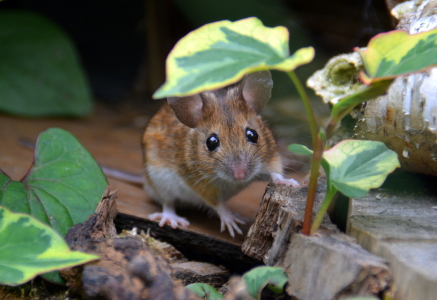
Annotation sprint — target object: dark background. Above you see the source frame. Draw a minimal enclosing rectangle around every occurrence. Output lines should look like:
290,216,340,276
0,0,394,103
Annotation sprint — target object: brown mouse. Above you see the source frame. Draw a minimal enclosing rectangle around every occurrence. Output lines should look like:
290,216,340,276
142,71,299,237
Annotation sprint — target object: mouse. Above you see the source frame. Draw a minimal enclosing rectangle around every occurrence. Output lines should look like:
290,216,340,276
142,71,300,237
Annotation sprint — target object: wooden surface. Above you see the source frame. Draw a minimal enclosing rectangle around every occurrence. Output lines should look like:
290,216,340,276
0,104,275,245
242,180,336,265
242,182,392,299
348,184,437,300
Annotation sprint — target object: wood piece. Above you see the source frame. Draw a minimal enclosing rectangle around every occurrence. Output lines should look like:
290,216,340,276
171,261,229,287
243,181,394,299
242,181,336,265
63,237,199,300
64,187,118,248
115,212,261,274
348,184,437,300
284,232,392,300
61,190,200,300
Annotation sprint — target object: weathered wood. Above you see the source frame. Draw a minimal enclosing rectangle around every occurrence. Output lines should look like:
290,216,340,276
115,212,262,274
61,189,200,300
284,232,392,300
242,181,336,265
172,261,229,287
348,184,437,300
64,187,119,248
243,182,393,299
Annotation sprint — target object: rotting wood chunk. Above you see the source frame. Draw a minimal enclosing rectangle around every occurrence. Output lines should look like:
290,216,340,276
60,187,200,300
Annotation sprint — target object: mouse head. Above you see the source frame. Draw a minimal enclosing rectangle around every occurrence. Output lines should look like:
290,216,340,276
167,71,273,128
167,71,278,183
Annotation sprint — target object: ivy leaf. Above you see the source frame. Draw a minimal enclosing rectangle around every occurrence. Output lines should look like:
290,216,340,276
186,283,224,300
288,143,313,156
0,128,107,236
323,140,400,198
357,29,437,84
0,10,93,117
243,266,288,299
329,79,393,122
0,206,99,286
153,17,314,98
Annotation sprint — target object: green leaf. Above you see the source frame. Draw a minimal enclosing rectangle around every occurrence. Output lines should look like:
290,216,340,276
357,29,437,84
186,283,224,300
0,206,99,286
323,140,400,198
0,128,107,236
0,10,93,117
153,17,314,98
288,143,313,156
242,266,288,299
330,79,393,122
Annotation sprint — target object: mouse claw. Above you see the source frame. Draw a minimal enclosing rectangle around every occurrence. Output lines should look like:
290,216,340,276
148,205,190,229
215,204,244,238
271,172,300,188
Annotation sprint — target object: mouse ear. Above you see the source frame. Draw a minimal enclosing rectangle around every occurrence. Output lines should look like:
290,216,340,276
167,95,203,128
242,71,273,114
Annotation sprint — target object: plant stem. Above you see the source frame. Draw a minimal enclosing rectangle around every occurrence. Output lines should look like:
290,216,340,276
310,186,338,234
287,71,323,235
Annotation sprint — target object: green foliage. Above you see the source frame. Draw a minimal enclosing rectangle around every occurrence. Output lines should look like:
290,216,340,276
155,16,437,234
0,10,93,117
242,266,287,298
0,128,107,237
186,283,224,300
0,206,99,286
153,17,314,98
187,266,287,300
289,141,400,198
357,29,437,84
323,140,400,198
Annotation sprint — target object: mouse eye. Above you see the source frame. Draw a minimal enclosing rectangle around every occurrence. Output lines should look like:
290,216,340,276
206,134,220,152
246,128,258,144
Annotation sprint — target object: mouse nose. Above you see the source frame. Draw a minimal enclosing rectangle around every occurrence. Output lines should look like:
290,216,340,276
233,162,247,181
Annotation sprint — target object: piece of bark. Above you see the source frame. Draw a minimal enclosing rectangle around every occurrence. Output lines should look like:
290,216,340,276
115,212,262,273
62,237,199,300
284,232,392,300
172,261,229,287
242,181,336,265
65,187,118,248
348,186,437,300
61,188,200,300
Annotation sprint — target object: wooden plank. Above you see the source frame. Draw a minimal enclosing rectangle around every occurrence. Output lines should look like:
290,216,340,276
285,232,392,300
348,184,437,300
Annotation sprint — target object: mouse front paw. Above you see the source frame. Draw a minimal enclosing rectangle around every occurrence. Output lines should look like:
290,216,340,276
270,172,300,188
215,204,245,238
148,207,190,229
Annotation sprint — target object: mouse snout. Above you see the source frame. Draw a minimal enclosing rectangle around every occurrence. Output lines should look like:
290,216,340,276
233,162,247,181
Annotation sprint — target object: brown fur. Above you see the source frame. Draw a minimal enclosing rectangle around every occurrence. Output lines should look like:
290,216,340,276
142,75,283,208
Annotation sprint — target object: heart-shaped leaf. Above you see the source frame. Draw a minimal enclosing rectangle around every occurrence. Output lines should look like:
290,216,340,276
186,283,224,300
357,29,437,84
323,140,400,198
0,10,93,117
0,206,99,286
153,17,314,98
242,266,288,299
0,128,107,236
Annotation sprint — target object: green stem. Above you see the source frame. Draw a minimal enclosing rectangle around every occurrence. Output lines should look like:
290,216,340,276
287,71,323,235
310,185,338,234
